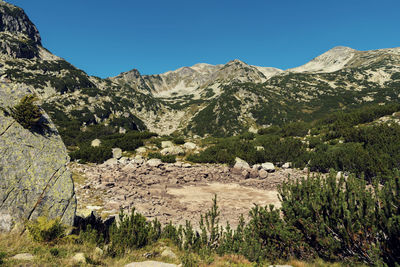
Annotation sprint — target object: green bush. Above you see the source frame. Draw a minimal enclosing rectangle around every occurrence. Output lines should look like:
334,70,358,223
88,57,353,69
108,208,161,256
2,95,44,130
278,172,400,265
172,137,185,144
25,216,66,242
69,145,112,164
0,251,6,264
148,152,176,163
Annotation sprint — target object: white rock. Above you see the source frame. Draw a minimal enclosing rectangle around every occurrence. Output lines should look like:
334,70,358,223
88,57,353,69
282,162,292,169
336,171,342,179
94,247,103,257
147,158,163,167
161,248,177,259
125,261,178,267
252,164,261,170
183,142,197,150
161,141,174,148
91,139,101,147
122,163,136,172
112,148,122,159
104,158,118,166
11,253,34,261
259,169,268,179
119,157,130,164
132,157,144,164
234,157,250,170
261,162,275,172
161,146,184,155
255,146,264,151
182,163,192,168
72,253,86,264
136,147,147,153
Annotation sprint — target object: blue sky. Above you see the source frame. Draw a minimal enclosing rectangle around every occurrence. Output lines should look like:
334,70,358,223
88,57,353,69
6,0,400,78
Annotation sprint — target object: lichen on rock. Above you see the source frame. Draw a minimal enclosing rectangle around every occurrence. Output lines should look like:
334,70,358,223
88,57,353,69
0,81,76,232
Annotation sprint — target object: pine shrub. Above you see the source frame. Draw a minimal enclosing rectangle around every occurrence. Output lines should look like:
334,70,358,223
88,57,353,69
25,216,66,242
3,94,44,130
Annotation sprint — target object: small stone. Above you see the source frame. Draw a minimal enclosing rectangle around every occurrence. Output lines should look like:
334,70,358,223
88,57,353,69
282,162,291,169
11,253,34,261
72,253,86,264
183,142,197,150
91,139,101,147
119,157,130,164
147,158,163,167
255,146,264,151
234,157,250,170
259,169,268,179
261,162,275,172
104,158,118,166
241,169,250,179
112,148,122,159
136,147,147,153
161,247,177,259
94,247,103,257
182,163,191,168
161,141,174,148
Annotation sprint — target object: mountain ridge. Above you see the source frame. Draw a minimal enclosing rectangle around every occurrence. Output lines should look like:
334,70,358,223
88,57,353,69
1,1,400,137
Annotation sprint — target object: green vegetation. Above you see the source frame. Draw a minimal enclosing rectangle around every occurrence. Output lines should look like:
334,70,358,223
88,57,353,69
25,217,66,243
148,152,177,163
188,103,400,181
69,130,156,163
1,94,46,131
12,171,397,265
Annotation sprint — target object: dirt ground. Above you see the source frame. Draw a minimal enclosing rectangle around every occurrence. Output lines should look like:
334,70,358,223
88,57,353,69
70,159,308,228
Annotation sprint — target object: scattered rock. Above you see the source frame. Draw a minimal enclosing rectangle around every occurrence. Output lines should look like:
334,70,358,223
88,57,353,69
255,146,264,151
261,162,275,173
119,157,130,164
161,146,184,155
241,169,250,179
183,142,197,150
91,139,101,147
161,141,174,148
94,247,103,257
282,162,291,169
136,147,147,154
259,169,268,179
125,261,178,267
147,158,163,167
104,158,118,166
11,253,34,261
252,164,261,170
161,247,177,259
234,157,250,170
72,253,86,264
112,148,122,159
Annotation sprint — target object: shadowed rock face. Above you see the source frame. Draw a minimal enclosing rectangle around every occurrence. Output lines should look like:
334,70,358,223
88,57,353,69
0,81,76,232
0,1,41,45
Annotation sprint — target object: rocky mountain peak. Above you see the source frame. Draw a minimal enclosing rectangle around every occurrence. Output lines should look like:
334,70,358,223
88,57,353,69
0,1,41,45
288,46,357,73
117,68,142,80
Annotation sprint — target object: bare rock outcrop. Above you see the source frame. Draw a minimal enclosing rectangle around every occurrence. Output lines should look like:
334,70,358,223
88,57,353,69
0,82,76,232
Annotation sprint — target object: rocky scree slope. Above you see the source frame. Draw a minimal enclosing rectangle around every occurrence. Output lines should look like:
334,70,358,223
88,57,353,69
0,81,76,232
1,1,400,138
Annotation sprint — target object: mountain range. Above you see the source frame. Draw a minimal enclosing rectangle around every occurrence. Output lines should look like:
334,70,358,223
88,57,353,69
1,1,400,137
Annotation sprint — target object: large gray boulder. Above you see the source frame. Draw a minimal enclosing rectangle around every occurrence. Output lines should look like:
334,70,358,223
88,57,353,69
0,83,76,232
